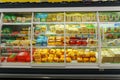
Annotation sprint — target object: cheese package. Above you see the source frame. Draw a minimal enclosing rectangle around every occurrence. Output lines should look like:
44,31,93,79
48,42,56,46
48,36,56,41
55,42,63,46
102,57,114,63
56,36,64,42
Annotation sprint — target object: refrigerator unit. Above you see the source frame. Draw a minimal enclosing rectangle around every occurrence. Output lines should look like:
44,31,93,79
0,8,120,70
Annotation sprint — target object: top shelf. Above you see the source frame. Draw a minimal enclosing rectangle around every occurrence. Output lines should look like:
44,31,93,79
1,12,120,26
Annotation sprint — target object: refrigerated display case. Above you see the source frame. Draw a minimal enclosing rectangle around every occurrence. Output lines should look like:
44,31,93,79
0,12,32,67
0,7,120,70
99,12,120,69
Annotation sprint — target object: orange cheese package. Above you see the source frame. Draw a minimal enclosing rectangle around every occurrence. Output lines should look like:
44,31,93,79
55,41,63,46
56,36,64,42
48,42,56,46
48,36,56,41
33,48,97,63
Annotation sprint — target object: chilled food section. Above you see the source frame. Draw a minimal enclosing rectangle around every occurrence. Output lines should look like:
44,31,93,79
34,13,64,22
3,13,31,23
65,12,97,22
99,12,120,64
0,12,120,68
1,25,31,63
0,13,32,64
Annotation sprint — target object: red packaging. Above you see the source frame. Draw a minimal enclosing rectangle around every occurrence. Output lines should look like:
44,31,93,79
17,59,26,62
11,31,19,36
1,57,5,62
17,52,30,62
7,54,16,62
7,58,16,62
76,40,82,46
26,55,31,62
69,40,76,45
82,41,87,46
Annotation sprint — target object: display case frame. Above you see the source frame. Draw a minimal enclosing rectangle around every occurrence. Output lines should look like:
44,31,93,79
0,7,120,69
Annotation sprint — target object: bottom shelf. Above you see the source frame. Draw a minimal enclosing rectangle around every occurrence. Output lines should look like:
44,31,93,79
66,63,98,69
100,63,120,69
0,62,98,69
32,63,65,68
1,62,31,68
0,62,100,68
0,63,120,69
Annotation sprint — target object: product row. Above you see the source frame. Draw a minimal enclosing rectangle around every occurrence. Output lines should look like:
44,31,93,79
1,23,120,47
1,47,120,63
0,48,97,63
102,48,120,63
2,12,120,23
0,24,97,47
34,24,96,34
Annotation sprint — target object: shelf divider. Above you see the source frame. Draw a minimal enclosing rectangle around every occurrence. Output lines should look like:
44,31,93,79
30,12,34,67
96,11,102,69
